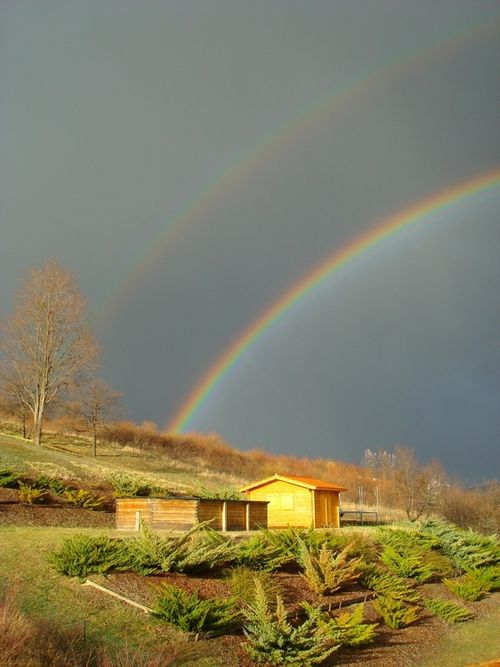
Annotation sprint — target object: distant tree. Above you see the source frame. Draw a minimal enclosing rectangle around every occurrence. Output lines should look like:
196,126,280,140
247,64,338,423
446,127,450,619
75,378,122,456
0,262,97,446
393,446,445,521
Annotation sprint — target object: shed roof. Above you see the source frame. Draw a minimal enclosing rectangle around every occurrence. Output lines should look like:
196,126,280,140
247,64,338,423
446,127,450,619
240,473,346,493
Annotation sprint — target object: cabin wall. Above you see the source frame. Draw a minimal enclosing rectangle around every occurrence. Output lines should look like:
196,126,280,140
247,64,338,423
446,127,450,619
246,480,314,527
197,500,223,530
116,498,198,531
314,490,341,528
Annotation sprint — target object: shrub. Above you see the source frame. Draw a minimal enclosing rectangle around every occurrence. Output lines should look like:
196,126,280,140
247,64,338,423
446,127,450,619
18,483,47,504
422,598,473,623
236,532,297,572
126,524,238,575
196,486,244,500
311,602,377,647
443,571,489,602
152,584,240,636
243,581,340,665
299,542,361,595
0,468,20,488
64,488,106,510
51,534,130,579
360,566,419,603
379,544,435,582
109,474,152,498
225,566,283,609
32,475,68,496
421,520,499,570
372,594,420,629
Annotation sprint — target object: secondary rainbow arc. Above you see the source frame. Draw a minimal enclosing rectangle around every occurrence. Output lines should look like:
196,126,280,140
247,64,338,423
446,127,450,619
166,168,500,434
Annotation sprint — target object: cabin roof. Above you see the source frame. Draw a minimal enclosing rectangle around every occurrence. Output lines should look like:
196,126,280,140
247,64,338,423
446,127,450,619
240,473,346,493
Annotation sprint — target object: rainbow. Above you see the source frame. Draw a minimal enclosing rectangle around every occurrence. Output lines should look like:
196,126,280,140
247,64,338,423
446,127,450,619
95,19,499,324
167,167,500,433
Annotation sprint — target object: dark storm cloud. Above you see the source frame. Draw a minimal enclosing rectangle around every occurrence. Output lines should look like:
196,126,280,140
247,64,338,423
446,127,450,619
1,1,499,482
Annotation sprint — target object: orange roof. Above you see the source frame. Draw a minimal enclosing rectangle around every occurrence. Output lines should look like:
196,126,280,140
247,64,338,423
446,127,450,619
240,473,347,493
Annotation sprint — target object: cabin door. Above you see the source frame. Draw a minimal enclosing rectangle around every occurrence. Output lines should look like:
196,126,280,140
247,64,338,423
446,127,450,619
318,492,332,527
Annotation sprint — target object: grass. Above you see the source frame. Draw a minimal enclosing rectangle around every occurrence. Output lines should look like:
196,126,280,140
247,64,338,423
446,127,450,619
0,430,239,495
420,597,500,666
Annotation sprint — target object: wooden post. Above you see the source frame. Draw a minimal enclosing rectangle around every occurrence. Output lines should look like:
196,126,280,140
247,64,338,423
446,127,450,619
311,490,316,529
135,511,141,531
222,501,227,532
245,502,250,531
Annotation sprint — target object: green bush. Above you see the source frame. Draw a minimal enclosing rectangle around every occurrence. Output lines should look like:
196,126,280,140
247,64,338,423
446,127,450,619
32,475,68,496
421,520,499,570
360,565,419,603
0,468,20,488
443,570,489,602
311,602,377,647
195,486,244,500
379,544,435,582
18,483,47,504
243,581,339,665
225,566,283,609
372,594,420,629
51,534,130,579
109,474,152,498
152,584,240,636
298,541,361,595
422,597,473,623
63,488,105,510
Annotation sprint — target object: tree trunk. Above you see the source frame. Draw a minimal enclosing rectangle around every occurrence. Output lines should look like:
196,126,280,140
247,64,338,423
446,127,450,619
92,425,97,457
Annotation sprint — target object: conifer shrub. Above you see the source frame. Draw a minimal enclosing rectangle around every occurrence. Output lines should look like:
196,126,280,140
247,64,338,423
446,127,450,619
379,544,435,582
63,488,106,510
0,468,20,488
443,571,489,602
360,565,419,602
310,602,377,648
422,597,473,623
51,534,130,579
109,474,153,498
152,584,240,636
236,531,297,572
421,520,499,570
18,483,47,504
225,566,283,609
298,541,361,595
32,475,68,496
243,581,340,665
372,594,420,629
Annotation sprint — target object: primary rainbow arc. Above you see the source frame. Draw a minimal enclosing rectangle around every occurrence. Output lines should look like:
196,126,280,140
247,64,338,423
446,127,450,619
166,167,500,433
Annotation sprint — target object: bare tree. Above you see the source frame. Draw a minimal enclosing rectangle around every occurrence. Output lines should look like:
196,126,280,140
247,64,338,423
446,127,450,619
393,446,445,521
0,262,97,446
76,378,122,456
0,378,30,438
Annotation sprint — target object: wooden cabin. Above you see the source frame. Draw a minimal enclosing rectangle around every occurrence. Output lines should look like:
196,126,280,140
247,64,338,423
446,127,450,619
115,496,268,532
240,474,346,529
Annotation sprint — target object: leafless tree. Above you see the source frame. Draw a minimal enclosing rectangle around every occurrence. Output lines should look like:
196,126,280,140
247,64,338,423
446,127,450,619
393,446,445,521
75,377,122,456
0,262,97,446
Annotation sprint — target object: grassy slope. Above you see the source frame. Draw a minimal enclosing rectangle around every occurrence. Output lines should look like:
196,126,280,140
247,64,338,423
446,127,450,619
0,430,240,493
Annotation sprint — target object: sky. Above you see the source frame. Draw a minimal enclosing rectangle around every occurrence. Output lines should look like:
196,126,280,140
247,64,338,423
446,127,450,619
1,1,499,484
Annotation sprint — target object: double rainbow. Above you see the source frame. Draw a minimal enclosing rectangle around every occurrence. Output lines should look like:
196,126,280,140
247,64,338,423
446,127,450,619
167,168,500,433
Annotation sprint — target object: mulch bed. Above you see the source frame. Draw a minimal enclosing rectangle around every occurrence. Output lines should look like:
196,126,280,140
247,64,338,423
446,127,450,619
0,487,115,528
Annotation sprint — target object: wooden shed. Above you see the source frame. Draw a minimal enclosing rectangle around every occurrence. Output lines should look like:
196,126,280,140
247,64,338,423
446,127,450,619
115,496,268,532
240,474,346,529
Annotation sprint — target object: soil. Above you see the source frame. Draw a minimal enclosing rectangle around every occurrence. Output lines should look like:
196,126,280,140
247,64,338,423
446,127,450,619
0,487,115,528
1,487,498,666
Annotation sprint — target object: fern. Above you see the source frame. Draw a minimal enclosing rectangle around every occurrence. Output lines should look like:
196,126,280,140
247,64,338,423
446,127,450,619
152,584,240,636
299,541,361,595
372,594,420,629
422,598,473,623
243,581,339,665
